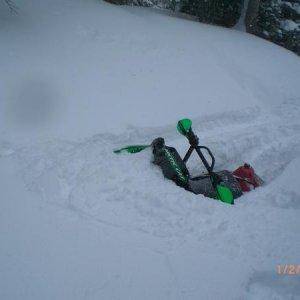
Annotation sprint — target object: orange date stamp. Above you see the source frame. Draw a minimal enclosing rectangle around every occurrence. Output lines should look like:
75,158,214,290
277,265,300,275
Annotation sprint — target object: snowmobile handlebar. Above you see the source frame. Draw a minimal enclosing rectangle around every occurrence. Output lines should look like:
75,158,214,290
197,146,215,172
183,129,215,173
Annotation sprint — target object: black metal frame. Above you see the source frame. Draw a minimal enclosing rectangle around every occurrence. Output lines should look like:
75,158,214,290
182,129,217,182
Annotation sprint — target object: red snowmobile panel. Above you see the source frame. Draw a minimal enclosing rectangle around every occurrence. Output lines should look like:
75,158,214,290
233,163,261,192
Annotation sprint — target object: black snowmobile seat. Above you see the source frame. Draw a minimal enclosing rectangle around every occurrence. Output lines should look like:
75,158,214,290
152,137,189,187
151,137,243,199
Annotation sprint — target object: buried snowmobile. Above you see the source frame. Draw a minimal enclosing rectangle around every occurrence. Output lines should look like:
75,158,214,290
114,119,263,205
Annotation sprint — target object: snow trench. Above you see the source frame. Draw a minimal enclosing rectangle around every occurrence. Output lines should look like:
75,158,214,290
1,102,300,299
2,101,299,232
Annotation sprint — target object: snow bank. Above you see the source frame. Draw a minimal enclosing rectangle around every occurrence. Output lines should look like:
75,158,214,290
1,0,299,142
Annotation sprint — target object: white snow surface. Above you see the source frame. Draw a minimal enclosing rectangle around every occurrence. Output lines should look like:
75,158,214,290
1,0,300,299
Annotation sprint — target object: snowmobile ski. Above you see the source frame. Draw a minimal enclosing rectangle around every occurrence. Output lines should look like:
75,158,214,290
113,144,150,154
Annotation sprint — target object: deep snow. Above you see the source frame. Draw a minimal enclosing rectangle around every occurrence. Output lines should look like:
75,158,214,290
0,0,300,299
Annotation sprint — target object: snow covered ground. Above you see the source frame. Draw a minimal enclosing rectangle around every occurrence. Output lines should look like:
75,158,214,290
1,0,300,299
